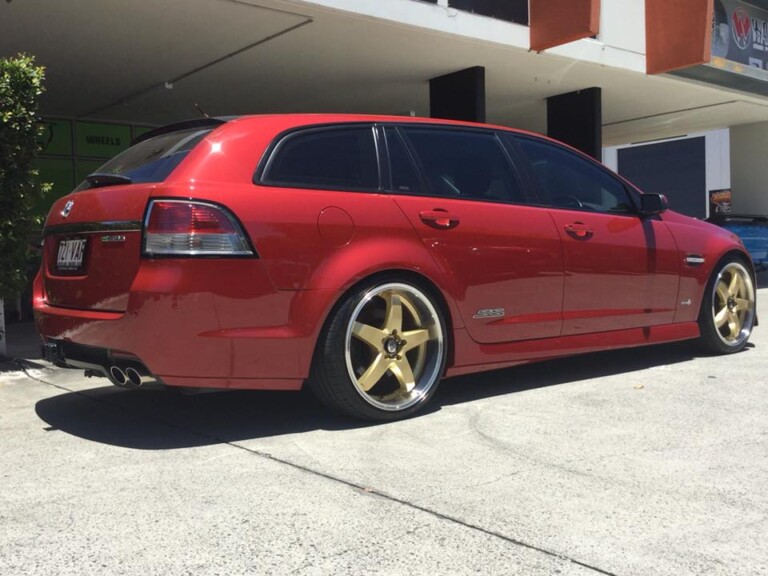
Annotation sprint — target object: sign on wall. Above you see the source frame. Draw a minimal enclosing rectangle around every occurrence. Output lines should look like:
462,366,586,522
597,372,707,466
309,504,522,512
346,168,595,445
75,122,131,158
713,0,768,71
710,188,733,216
35,119,155,221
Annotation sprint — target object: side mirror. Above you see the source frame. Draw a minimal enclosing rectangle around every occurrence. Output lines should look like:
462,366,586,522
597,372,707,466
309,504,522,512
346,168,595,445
640,193,668,216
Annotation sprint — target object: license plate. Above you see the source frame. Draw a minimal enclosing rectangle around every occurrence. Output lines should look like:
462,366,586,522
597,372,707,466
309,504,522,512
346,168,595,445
57,238,87,272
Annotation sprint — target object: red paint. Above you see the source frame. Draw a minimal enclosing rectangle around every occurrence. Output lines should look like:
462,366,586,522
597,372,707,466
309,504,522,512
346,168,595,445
35,114,751,391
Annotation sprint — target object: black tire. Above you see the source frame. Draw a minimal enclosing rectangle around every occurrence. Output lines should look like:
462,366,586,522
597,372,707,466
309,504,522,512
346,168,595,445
698,255,756,354
310,279,447,421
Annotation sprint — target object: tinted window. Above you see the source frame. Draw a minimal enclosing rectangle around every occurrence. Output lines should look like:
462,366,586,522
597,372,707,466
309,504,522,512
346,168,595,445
266,127,378,190
75,128,212,191
515,137,635,213
400,128,526,203
384,127,422,195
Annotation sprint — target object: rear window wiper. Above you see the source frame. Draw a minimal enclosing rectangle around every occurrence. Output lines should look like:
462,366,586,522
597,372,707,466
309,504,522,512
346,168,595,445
85,173,133,188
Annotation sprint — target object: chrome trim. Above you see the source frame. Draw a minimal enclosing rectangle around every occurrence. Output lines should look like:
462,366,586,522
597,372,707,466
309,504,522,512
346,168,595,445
43,221,142,237
684,255,706,266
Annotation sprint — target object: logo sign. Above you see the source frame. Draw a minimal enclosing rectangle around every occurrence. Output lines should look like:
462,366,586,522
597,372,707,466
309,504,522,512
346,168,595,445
713,1,768,70
732,7,751,50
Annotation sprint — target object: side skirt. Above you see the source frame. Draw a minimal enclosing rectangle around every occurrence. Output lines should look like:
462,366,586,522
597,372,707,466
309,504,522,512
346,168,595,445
446,322,700,378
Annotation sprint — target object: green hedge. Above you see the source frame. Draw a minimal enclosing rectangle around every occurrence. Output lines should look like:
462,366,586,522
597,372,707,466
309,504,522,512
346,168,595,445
0,54,49,300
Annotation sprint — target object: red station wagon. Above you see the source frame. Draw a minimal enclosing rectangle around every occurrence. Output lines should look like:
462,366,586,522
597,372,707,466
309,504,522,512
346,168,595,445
35,114,758,420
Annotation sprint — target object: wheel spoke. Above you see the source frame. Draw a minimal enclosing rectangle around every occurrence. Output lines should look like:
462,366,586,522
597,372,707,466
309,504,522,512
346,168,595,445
390,357,416,393
728,271,741,297
400,328,430,353
357,353,390,392
716,281,729,305
383,292,403,333
714,307,729,328
733,297,752,312
727,311,741,340
352,321,386,350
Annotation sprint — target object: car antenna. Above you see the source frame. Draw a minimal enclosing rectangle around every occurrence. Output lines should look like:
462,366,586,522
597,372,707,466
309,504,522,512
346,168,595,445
194,103,210,118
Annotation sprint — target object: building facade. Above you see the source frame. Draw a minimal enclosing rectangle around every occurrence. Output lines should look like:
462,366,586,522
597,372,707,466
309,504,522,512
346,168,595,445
4,0,768,218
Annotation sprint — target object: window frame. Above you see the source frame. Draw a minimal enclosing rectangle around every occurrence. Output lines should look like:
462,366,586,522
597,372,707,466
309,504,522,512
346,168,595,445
255,123,383,192
379,125,427,197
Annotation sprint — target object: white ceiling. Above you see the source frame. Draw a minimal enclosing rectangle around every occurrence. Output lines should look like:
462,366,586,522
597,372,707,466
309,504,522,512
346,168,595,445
4,0,768,146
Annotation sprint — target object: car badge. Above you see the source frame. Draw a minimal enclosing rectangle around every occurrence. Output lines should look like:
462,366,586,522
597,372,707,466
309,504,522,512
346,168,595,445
61,200,74,219
100,234,126,244
473,308,506,319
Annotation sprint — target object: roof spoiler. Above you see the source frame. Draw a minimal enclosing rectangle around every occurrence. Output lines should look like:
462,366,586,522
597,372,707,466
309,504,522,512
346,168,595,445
131,117,235,146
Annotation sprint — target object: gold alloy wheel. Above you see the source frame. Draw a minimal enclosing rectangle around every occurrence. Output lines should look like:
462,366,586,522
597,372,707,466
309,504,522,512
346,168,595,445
711,261,756,347
344,283,444,412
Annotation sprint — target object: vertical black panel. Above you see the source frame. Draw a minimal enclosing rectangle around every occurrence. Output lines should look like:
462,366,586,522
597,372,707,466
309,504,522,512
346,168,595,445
449,0,528,24
429,66,486,123
617,137,707,219
546,87,602,161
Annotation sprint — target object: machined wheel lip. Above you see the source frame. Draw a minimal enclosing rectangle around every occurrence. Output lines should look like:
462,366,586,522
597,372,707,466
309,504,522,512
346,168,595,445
711,261,756,348
344,282,444,412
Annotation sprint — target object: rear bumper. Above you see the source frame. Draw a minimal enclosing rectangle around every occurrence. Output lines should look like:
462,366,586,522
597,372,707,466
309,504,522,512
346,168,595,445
34,261,339,391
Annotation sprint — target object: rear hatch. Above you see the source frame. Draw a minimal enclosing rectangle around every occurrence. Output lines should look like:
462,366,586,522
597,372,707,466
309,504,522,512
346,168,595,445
42,121,222,311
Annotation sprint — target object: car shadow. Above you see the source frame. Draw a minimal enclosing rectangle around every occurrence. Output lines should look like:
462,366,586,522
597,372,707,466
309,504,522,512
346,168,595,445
33,338,733,450
437,340,696,406
0,358,48,374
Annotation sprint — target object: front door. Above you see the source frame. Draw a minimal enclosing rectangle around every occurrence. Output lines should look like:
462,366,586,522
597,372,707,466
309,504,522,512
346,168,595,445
510,135,680,336
385,125,564,344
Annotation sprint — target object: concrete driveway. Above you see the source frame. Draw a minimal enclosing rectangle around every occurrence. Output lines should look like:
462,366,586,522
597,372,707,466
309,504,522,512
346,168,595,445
1,290,766,576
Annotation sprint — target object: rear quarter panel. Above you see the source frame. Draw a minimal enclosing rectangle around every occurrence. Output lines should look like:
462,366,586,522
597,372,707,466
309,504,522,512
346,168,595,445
158,117,466,372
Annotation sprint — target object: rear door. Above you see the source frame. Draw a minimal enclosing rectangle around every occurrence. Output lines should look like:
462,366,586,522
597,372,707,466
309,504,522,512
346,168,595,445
385,125,564,344
508,134,680,336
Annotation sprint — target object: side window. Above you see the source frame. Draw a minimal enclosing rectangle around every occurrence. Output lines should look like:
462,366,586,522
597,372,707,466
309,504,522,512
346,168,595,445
399,127,527,203
514,137,635,214
264,127,378,190
384,127,422,195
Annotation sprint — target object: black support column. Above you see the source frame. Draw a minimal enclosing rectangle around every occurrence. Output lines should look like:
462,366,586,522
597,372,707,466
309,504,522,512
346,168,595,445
546,87,602,161
429,66,486,123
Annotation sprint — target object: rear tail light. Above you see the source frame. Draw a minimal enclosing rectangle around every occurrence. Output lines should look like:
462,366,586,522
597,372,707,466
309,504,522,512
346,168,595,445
143,200,253,256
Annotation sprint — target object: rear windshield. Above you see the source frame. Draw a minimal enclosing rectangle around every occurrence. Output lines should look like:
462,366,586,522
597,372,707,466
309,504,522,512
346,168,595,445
74,127,213,191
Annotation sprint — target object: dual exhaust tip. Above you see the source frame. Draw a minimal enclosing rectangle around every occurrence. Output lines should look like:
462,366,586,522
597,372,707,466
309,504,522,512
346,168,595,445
108,365,144,388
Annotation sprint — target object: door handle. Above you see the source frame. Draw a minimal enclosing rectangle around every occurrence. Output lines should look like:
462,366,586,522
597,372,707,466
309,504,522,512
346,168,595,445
419,210,460,230
564,222,593,239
